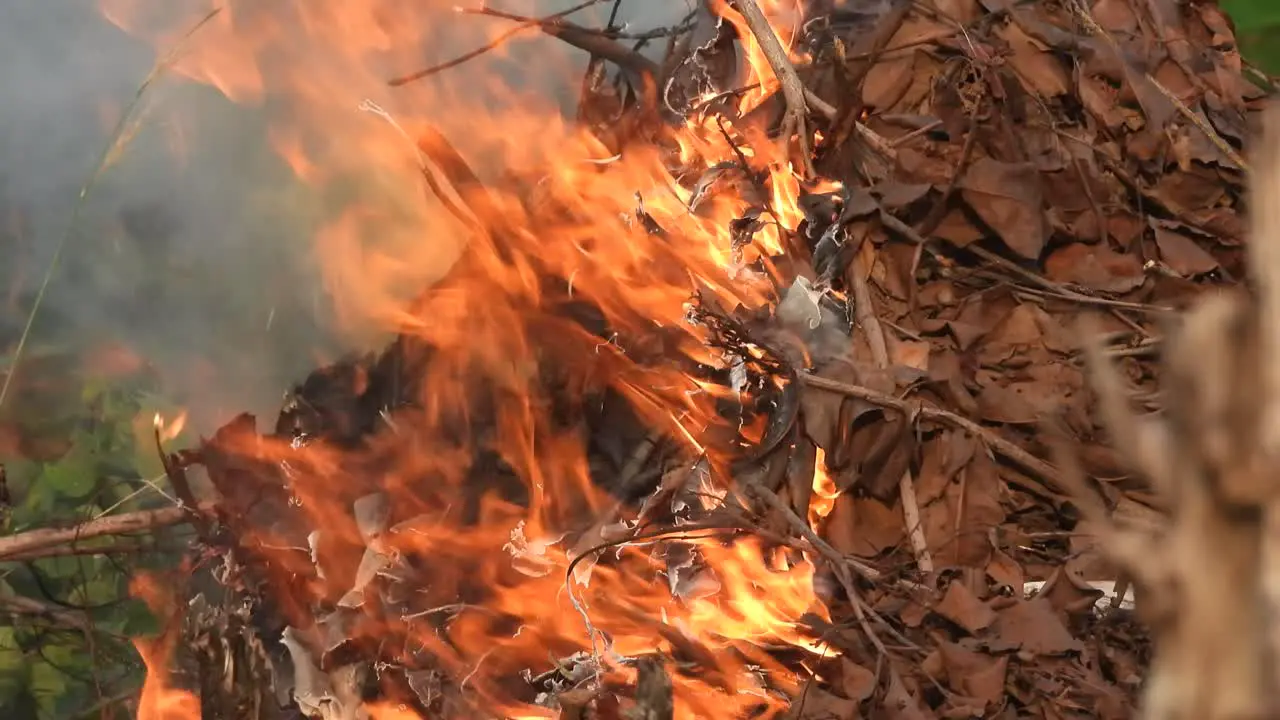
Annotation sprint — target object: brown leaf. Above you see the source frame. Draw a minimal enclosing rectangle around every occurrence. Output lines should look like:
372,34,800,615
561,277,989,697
1092,0,1139,34
986,548,1025,593
978,303,1054,366
801,358,882,451
796,687,862,719
1043,242,1146,294
888,336,931,372
938,642,1009,708
933,207,986,246
934,580,998,634
883,667,931,720
1151,224,1220,277
1038,563,1106,619
841,660,877,702
897,148,955,185
957,158,1049,259
991,598,1083,655
825,493,905,558
863,55,916,111
976,382,1049,425
952,452,1006,567
1152,166,1230,213
874,182,933,209
914,431,974,506
933,0,980,23
1078,75,1131,131
998,22,1070,98
848,416,915,500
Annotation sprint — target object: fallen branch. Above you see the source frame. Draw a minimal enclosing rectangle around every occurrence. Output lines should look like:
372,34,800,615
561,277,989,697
0,506,199,561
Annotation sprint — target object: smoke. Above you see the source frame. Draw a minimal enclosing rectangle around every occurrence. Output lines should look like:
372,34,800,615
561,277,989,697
0,0,691,433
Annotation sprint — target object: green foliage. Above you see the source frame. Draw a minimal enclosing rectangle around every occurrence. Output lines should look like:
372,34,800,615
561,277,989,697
0,370,187,719
1226,0,1280,74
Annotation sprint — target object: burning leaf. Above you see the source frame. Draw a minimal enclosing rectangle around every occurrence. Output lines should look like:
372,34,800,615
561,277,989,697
338,547,392,609
504,521,569,579
353,492,390,542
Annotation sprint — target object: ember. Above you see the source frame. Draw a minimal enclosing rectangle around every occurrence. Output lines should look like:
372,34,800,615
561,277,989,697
21,0,1271,717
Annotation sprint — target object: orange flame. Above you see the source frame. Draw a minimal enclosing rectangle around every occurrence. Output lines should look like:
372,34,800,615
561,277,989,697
152,410,188,443
103,1,835,717
809,448,841,526
135,637,201,720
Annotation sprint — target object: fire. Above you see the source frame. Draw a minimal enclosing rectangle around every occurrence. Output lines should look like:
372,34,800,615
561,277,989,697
101,0,838,717
135,637,201,720
131,574,201,719
152,410,188,443
809,448,841,526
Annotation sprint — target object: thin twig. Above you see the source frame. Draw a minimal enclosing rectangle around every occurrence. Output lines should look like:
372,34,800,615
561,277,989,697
389,1,661,87
844,249,934,573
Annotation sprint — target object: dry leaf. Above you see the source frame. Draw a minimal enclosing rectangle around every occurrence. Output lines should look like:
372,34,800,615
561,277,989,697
1044,242,1146,293
934,580,998,634
958,158,1050,259
841,660,877,702
992,598,1083,655
1152,224,1220,277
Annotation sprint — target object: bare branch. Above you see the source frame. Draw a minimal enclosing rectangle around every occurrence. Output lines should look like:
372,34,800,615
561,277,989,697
0,506,200,561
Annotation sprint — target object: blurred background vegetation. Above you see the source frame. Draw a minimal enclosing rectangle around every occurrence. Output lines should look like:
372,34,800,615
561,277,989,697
1226,0,1280,73
0,1,1278,718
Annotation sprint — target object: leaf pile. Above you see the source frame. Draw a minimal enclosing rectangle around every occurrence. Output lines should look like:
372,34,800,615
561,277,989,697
156,0,1273,718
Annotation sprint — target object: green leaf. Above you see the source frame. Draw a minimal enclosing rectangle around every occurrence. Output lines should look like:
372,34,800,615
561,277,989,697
33,554,105,581
0,628,29,708
38,447,98,500
130,421,165,480
27,660,67,716
97,598,159,637
1225,0,1280,29
70,577,120,607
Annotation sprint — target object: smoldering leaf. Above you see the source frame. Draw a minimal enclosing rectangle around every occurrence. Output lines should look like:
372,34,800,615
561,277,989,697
338,547,392,609
688,161,749,213
353,492,390,542
504,520,569,579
